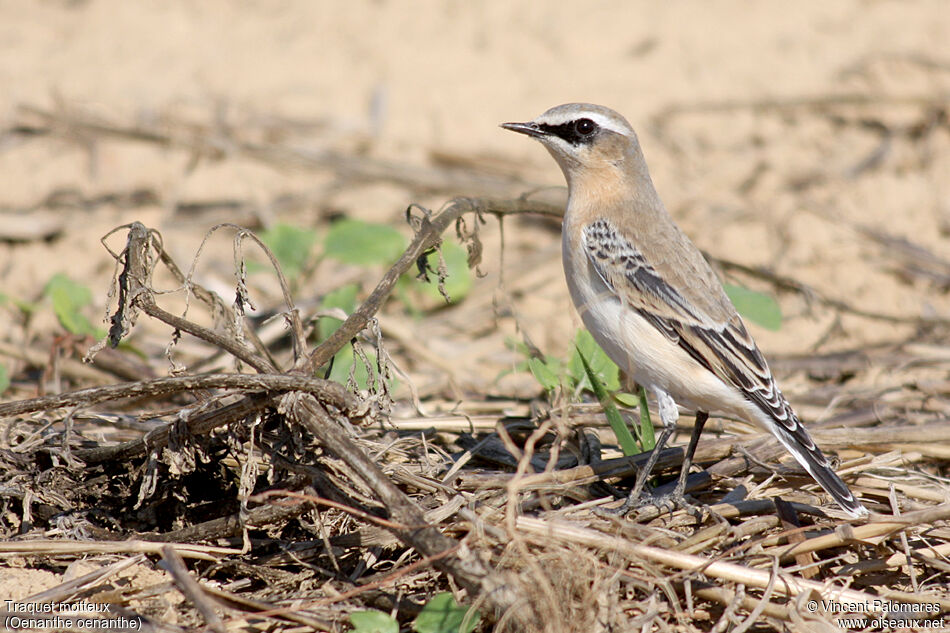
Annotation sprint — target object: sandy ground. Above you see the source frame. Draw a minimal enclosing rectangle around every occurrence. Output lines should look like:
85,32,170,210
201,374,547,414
1,0,949,625
1,1,948,349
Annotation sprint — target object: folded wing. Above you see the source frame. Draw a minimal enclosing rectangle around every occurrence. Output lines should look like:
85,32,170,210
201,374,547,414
582,218,809,441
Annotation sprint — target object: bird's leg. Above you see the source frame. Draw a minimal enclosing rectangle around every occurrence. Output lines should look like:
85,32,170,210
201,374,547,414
605,389,678,515
671,410,709,500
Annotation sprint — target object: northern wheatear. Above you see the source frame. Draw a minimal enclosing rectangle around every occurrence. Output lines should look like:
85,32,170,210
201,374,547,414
502,103,867,518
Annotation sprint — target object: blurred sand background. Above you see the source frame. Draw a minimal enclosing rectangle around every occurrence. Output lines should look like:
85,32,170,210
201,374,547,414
1,0,949,395
1,0,950,619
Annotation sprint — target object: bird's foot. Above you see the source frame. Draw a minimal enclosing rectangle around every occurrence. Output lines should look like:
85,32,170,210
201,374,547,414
596,489,704,521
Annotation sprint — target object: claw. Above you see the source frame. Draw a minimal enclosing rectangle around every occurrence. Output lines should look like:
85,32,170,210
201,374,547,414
596,487,702,521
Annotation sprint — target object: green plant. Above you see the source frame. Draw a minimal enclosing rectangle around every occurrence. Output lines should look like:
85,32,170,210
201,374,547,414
348,593,481,633
43,274,100,337
0,290,38,316
636,384,656,451
511,330,652,455
407,241,473,305
263,218,473,314
412,592,481,633
349,610,399,633
317,283,360,341
513,330,621,395
253,218,471,389
316,283,377,390
575,344,639,455
324,218,406,266
724,283,782,331
568,329,620,392
322,218,474,313
258,222,318,280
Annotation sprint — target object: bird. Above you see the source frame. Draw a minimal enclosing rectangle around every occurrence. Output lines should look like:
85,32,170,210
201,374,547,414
501,103,868,519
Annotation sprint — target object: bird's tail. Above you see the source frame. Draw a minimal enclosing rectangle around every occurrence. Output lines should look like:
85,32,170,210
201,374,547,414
762,407,868,519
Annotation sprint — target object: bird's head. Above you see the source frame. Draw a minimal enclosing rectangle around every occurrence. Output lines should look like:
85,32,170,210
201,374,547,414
501,103,642,186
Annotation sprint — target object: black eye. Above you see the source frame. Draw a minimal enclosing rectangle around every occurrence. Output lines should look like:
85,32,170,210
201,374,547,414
574,118,597,136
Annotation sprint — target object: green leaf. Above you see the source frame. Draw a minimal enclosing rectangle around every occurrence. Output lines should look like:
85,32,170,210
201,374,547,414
325,343,372,390
504,337,530,355
415,242,473,304
413,593,481,633
0,291,37,315
637,385,656,451
43,274,97,336
527,357,561,392
259,223,318,279
350,610,399,633
317,285,376,391
323,284,359,313
0,365,9,394
317,283,359,339
576,343,639,456
568,330,620,392
615,392,639,407
724,283,782,331
324,219,406,266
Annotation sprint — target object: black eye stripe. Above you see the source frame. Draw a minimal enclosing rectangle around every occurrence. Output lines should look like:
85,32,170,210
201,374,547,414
537,118,600,145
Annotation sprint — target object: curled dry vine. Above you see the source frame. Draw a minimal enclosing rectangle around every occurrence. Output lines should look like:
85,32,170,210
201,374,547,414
2,195,563,628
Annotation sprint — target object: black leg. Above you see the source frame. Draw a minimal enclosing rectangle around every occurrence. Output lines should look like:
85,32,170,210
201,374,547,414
624,424,675,503
607,411,677,516
672,410,709,499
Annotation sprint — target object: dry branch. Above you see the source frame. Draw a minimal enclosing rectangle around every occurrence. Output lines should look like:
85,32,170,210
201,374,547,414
161,546,227,633
15,196,565,628
299,196,562,373
95,221,277,373
654,91,950,122
713,254,950,327
0,373,357,418
465,421,950,493
517,516,950,611
74,392,271,464
145,483,317,543
0,540,238,561
282,392,532,624
15,555,145,604
770,502,950,560
201,582,333,631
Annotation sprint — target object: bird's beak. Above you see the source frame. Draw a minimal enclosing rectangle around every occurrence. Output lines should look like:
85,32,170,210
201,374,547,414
500,121,546,139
